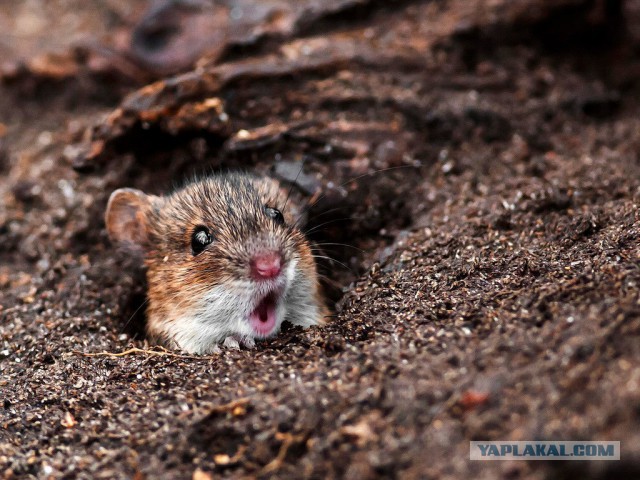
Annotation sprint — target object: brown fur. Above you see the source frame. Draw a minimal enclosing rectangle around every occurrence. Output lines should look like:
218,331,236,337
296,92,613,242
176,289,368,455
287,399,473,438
105,173,327,348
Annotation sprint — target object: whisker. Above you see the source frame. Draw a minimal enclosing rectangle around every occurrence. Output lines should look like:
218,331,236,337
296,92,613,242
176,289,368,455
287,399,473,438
311,255,353,272
303,217,363,236
294,164,420,227
312,242,364,253
319,272,340,282
298,206,350,228
313,272,342,286
281,157,307,216
120,296,149,334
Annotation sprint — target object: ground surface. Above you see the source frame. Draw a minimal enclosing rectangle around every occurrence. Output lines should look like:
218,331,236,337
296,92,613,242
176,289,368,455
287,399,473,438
1,0,640,479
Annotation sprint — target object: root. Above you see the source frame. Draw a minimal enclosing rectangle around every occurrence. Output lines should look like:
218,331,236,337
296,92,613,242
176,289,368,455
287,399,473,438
259,432,306,475
73,347,217,360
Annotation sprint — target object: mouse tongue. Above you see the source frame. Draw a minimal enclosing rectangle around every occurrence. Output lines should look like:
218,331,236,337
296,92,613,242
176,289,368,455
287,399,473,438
249,294,277,336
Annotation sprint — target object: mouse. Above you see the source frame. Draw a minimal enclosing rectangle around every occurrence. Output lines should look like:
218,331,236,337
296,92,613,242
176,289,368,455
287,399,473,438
105,172,327,354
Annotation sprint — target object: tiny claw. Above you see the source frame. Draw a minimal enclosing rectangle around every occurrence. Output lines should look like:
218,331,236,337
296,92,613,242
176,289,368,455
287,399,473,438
223,336,240,350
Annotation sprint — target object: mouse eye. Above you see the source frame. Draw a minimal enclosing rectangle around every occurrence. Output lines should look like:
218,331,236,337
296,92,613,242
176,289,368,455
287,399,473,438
265,207,285,225
191,226,212,255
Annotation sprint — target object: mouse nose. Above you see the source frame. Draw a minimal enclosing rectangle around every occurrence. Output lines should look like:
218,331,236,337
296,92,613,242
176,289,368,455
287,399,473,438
251,251,282,280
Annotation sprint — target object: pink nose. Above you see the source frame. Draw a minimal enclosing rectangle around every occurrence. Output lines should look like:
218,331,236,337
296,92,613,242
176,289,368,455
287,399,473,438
251,251,282,280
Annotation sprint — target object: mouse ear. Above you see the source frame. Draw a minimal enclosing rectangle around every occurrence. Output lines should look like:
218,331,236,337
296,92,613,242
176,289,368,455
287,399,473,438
105,188,157,252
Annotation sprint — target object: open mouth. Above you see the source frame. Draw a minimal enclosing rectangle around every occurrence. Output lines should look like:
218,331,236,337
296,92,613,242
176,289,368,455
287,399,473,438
248,292,279,336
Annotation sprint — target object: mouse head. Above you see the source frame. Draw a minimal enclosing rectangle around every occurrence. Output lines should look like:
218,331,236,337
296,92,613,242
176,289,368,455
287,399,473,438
105,173,324,353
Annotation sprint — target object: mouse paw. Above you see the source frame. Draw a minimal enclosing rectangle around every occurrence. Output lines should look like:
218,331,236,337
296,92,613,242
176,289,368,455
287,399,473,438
240,337,255,349
223,336,241,349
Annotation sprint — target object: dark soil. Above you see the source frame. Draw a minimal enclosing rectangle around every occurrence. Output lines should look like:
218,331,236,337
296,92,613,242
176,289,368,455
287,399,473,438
2,1,640,479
